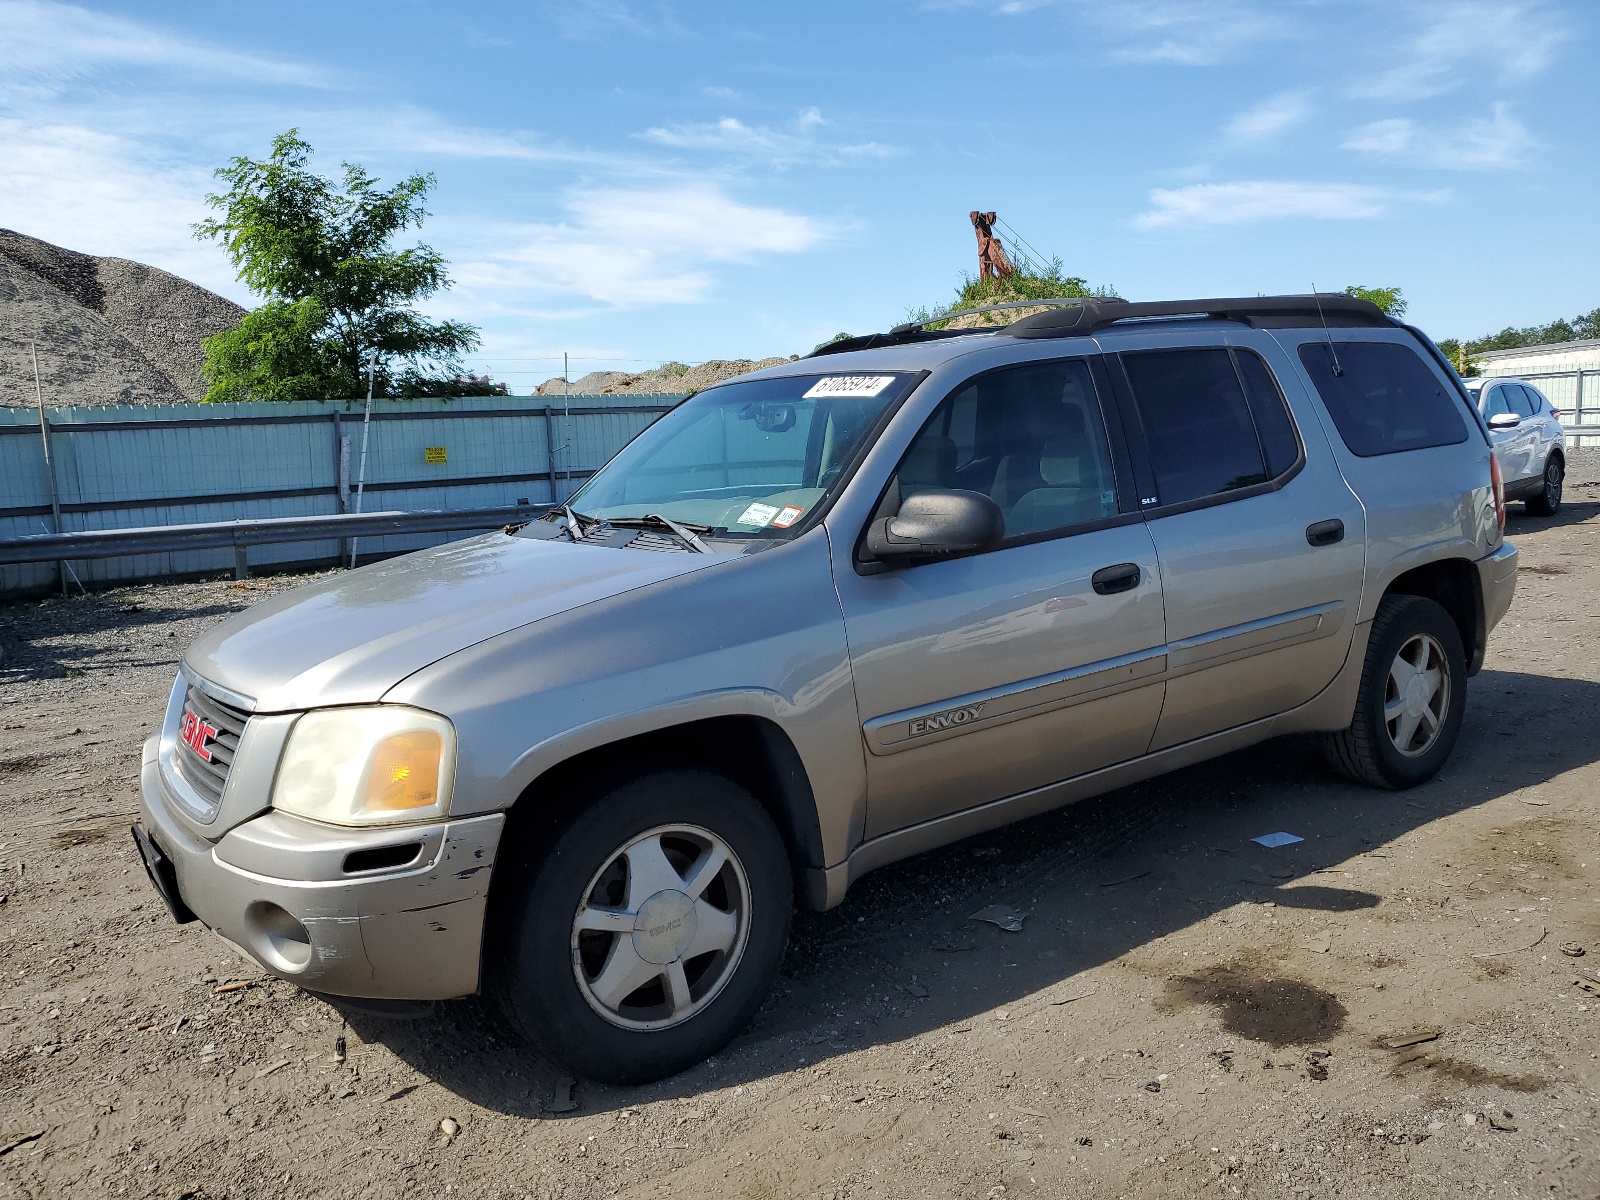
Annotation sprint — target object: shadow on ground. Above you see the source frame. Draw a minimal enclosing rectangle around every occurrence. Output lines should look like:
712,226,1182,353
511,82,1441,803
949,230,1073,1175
344,664,1600,1116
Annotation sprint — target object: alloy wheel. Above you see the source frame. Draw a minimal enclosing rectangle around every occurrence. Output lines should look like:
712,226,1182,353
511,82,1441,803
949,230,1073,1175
1383,633,1450,757
570,824,752,1031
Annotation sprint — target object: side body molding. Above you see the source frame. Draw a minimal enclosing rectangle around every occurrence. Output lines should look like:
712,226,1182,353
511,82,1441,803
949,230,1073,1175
864,646,1168,755
859,600,1345,753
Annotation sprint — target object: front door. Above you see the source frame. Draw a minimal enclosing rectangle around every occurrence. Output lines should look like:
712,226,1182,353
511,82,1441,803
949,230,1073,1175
1108,336,1366,750
831,355,1169,839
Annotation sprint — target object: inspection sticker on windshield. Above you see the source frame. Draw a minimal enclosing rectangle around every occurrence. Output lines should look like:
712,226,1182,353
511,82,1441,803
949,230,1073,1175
737,502,781,527
803,375,895,398
770,505,806,529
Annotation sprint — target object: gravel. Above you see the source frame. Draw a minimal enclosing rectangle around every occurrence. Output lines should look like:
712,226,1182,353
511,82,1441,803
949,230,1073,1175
0,228,245,408
2,474,1599,1198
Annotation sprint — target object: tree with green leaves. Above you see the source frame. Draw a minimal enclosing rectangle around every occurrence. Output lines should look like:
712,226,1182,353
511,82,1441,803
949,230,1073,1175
1437,305,1599,378
194,130,500,402
1343,285,1407,317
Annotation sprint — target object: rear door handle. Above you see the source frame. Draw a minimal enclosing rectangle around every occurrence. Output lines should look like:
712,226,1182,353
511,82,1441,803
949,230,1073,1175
1091,563,1141,595
1306,519,1345,547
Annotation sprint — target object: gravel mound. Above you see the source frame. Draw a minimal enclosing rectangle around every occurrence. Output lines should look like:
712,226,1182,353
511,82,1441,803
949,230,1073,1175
0,228,245,407
534,356,795,396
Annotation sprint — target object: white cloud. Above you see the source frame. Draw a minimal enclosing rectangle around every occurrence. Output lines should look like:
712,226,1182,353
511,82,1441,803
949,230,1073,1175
639,110,897,165
0,0,326,87
451,185,831,308
1343,118,1416,155
1354,0,1563,102
1224,91,1312,142
1093,0,1293,66
1344,103,1531,169
1132,180,1448,229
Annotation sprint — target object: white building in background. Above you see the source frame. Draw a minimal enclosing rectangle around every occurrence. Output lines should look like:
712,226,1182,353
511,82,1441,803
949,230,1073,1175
1475,339,1600,446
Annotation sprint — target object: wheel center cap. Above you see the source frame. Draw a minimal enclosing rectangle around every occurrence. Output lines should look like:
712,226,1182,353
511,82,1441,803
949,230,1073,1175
632,890,698,965
1404,674,1430,717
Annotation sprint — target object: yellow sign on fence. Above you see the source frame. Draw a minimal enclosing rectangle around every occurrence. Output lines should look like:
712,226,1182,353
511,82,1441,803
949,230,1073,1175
423,446,448,464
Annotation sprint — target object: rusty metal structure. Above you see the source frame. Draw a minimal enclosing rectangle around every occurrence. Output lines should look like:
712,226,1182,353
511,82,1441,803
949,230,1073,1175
970,211,1015,281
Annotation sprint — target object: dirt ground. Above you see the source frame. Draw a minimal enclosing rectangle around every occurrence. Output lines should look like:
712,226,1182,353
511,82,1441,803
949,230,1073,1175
2,460,1598,1200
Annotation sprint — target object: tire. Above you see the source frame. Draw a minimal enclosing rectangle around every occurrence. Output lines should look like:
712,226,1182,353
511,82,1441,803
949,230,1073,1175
1321,595,1467,790
490,769,792,1084
1524,453,1563,516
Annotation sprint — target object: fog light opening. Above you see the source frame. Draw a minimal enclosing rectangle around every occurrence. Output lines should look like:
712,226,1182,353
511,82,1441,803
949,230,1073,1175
245,901,313,972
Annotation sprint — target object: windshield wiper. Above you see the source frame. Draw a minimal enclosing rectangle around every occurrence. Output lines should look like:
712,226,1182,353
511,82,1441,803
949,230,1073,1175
605,514,712,553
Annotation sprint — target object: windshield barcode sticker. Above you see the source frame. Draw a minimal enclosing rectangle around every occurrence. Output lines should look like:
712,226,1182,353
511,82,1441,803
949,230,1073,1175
803,375,895,398
736,502,781,527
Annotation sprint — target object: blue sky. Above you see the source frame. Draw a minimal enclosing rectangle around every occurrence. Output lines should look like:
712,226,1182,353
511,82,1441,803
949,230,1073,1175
2,0,1595,391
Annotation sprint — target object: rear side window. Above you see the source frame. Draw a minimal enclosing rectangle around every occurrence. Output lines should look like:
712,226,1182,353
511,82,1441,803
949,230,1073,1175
1119,348,1299,507
1298,341,1469,457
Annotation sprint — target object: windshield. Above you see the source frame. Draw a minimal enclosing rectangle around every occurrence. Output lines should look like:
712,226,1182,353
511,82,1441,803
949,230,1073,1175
563,372,917,537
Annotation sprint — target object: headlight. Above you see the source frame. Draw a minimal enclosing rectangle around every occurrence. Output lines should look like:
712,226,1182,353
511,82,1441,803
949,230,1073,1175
272,706,456,827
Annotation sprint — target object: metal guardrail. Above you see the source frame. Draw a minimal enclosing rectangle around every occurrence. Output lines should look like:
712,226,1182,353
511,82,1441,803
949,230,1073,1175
0,504,553,577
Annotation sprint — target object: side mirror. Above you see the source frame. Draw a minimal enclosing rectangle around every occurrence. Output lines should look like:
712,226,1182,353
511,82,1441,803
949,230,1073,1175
1488,412,1521,431
866,489,1004,562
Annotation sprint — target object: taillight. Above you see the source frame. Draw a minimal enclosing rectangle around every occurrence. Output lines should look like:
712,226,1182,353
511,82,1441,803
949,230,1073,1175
1490,454,1506,532
1549,406,1561,418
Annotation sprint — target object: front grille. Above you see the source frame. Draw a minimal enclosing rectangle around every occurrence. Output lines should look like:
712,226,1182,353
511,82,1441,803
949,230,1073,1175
172,684,251,814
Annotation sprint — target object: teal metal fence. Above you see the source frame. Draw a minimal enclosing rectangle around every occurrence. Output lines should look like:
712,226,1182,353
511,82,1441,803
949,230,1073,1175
0,394,680,596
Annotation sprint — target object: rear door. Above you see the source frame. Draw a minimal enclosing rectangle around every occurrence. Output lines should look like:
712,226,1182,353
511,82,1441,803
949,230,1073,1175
1105,333,1366,750
832,354,1168,839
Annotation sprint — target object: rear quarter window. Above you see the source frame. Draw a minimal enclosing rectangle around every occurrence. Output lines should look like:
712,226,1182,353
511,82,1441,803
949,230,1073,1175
1297,341,1469,457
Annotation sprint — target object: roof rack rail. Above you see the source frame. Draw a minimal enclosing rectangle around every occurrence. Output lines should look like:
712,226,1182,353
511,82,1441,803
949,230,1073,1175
805,293,1391,359
1002,293,1390,339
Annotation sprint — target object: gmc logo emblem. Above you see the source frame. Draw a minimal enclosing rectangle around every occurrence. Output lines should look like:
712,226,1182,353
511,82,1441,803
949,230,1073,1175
907,703,985,738
180,711,219,761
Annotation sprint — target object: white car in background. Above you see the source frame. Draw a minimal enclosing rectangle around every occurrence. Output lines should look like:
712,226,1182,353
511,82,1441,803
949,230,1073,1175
1464,376,1566,515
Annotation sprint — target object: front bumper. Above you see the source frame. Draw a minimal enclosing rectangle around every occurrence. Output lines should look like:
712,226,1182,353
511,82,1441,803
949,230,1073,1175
137,736,503,1000
1477,540,1519,643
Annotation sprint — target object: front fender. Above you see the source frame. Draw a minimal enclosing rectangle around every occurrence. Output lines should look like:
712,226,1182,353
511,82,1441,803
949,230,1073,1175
382,531,868,868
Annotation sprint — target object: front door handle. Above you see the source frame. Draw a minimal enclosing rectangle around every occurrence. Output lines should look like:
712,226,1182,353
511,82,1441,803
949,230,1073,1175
1091,562,1141,595
1306,518,1345,547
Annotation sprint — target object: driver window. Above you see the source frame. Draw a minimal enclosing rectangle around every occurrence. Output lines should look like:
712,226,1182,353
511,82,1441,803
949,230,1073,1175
896,358,1119,541
1482,386,1512,419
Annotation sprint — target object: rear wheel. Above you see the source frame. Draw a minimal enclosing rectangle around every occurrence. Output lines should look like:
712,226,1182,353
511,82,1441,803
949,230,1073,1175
491,770,792,1084
1322,594,1467,789
1524,453,1563,516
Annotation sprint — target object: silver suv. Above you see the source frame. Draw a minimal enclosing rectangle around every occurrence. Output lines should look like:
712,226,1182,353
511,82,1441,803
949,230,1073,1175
134,294,1518,1083
1463,376,1565,515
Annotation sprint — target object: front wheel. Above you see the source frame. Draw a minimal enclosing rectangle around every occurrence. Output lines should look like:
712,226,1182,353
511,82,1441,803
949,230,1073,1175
1524,454,1563,516
490,770,792,1084
1322,595,1467,789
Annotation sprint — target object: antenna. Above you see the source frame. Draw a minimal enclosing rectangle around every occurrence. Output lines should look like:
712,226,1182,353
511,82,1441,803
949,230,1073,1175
1311,285,1343,377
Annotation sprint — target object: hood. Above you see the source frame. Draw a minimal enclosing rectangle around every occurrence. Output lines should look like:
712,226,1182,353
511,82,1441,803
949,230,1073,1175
183,533,727,712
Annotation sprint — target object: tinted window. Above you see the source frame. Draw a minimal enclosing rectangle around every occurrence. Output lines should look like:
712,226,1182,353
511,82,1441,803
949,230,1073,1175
1298,341,1469,456
1522,385,1547,413
1234,351,1302,477
1480,385,1511,419
1121,348,1271,505
1506,384,1536,418
898,358,1118,540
